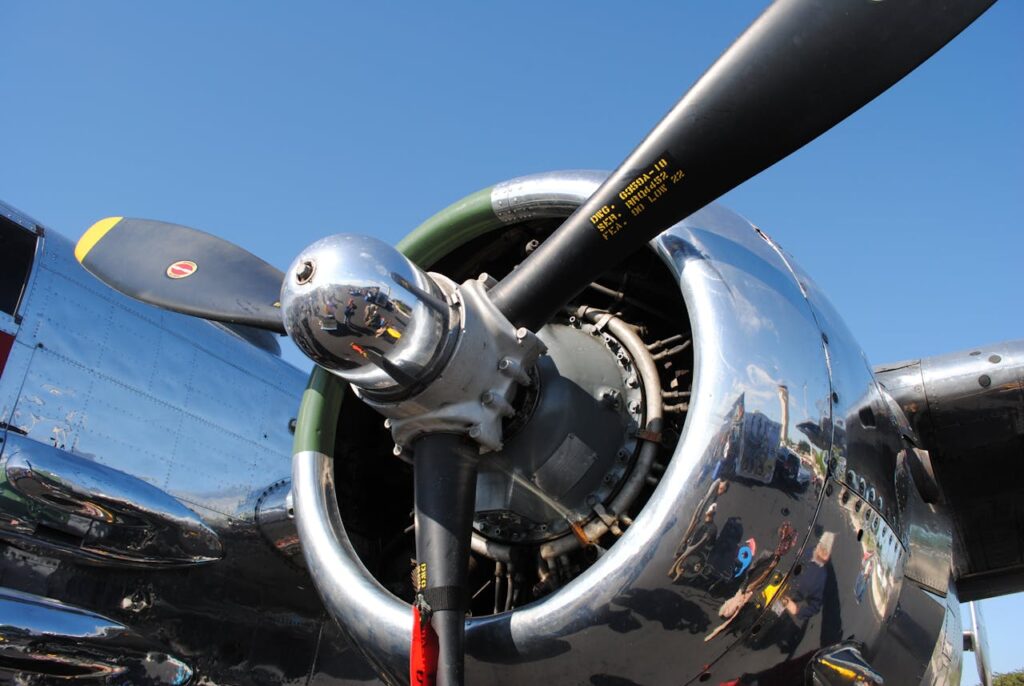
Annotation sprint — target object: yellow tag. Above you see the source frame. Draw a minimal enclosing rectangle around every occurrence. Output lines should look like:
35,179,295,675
763,580,784,605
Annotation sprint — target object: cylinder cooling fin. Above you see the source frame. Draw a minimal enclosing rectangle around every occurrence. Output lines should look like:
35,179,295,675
292,171,906,684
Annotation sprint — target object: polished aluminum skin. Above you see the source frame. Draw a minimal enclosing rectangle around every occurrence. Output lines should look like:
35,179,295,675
0,201,381,685
281,233,450,395
3,433,222,565
293,171,963,684
876,341,1024,601
0,588,193,684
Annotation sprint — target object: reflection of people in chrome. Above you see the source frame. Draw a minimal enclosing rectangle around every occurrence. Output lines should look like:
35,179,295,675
668,479,729,581
754,531,835,656
781,531,832,622
692,480,729,538
668,504,718,581
704,521,798,643
364,302,379,328
854,550,874,603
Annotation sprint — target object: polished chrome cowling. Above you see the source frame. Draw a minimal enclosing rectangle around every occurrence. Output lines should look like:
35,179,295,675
292,172,950,684
280,234,450,395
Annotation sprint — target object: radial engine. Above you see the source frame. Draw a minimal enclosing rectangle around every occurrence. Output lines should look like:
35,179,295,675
289,171,951,685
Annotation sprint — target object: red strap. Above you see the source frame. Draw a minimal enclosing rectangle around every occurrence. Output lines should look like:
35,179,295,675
410,605,438,686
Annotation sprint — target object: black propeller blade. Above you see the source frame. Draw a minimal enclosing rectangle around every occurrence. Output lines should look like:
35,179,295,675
411,435,478,686
76,217,286,333
487,0,996,331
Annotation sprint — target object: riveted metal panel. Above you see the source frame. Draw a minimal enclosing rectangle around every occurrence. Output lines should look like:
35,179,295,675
0,210,380,684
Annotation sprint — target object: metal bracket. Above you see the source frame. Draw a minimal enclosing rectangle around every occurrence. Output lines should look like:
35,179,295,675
364,274,547,453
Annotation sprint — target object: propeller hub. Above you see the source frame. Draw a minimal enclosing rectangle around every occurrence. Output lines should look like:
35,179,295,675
280,234,452,395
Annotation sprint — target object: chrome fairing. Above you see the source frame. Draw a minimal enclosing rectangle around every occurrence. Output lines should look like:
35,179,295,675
0,588,193,684
293,171,954,684
0,201,379,685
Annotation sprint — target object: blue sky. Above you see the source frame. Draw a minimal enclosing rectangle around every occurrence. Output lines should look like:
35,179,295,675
2,2,1021,682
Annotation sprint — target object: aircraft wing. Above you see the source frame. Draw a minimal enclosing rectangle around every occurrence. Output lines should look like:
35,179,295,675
876,341,1024,601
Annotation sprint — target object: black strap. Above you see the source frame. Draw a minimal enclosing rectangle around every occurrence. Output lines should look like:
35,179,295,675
415,585,465,614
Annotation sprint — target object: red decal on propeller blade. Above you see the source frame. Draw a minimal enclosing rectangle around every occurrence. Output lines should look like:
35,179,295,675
410,606,438,686
166,260,198,279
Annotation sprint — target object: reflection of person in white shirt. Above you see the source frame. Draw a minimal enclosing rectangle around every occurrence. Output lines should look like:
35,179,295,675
782,532,833,622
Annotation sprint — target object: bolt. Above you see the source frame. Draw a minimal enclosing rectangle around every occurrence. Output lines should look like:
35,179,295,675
628,400,642,414
498,357,531,385
481,391,515,417
617,448,630,463
469,425,482,439
626,375,639,388
525,239,540,254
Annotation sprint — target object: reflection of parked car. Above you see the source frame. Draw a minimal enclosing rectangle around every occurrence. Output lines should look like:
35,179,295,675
777,448,811,490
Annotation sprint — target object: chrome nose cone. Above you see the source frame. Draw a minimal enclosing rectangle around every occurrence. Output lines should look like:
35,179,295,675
280,234,450,394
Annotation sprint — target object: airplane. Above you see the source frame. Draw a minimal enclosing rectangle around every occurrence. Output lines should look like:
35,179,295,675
1,2,1019,685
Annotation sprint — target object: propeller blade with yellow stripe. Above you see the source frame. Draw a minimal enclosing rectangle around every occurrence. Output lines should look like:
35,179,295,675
77,217,286,333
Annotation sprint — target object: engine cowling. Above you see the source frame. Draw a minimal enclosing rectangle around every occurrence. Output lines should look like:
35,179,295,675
291,171,942,684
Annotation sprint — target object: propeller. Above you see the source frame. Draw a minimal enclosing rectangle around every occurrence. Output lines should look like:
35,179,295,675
76,217,286,333
75,3,996,685
487,0,996,331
